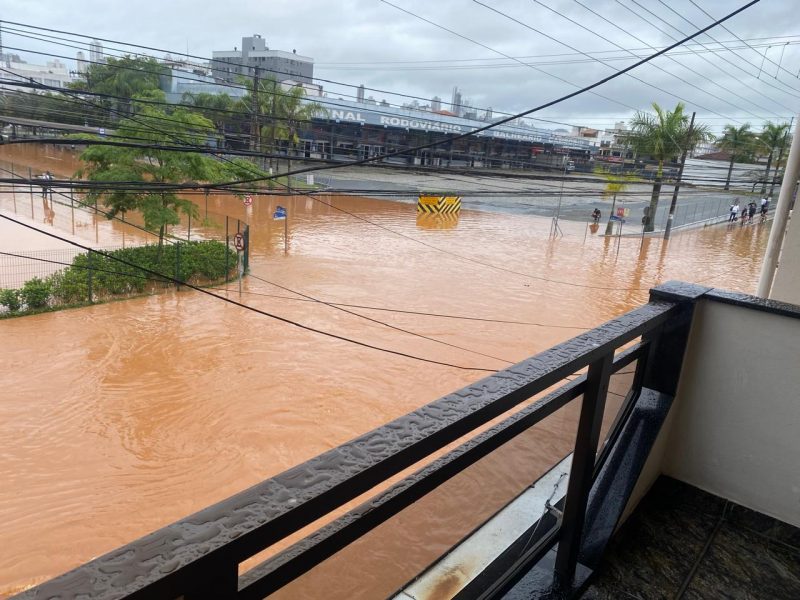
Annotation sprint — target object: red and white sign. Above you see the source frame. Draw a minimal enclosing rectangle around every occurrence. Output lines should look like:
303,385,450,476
233,232,245,251
243,195,253,206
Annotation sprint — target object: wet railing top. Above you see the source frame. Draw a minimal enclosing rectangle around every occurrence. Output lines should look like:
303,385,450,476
16,284,704,600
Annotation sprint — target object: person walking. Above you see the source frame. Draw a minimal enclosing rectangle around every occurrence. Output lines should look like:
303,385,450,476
748,201,757,224
729,200,740,222
760,198,770,222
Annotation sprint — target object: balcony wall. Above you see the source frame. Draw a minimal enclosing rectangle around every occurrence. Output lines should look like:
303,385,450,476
651,296,800,528
772,210,800,304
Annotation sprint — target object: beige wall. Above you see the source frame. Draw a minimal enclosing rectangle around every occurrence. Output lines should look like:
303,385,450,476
662,299,800,527
772,211,800,304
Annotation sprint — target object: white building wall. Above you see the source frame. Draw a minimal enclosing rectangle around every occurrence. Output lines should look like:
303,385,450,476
661,299,800,528
771,211,800,304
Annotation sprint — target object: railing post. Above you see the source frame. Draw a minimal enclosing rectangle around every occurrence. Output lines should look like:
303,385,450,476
554,352,613,587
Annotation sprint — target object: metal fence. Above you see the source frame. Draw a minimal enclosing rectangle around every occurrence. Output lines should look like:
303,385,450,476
0,240,241,315
0,160,249,315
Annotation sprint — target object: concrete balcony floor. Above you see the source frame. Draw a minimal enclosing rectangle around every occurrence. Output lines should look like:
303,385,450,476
580,476,800,599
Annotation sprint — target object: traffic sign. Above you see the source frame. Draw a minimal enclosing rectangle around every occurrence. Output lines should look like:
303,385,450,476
243,195,253,206
233,232,245,251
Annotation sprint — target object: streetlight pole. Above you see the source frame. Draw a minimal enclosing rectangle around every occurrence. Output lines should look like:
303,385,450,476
664,111,695,240
550,159,567,238
757,115,800,297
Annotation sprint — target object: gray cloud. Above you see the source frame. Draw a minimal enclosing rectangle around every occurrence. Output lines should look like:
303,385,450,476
0,0,797,132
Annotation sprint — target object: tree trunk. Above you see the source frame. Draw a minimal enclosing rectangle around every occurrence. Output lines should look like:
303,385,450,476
645,179,661,232
644,161,663,233
605,193,617,236
761,151,773,195
725,155,735,191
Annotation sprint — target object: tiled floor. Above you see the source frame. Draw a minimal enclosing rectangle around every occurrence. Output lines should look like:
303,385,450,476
580,476,800,600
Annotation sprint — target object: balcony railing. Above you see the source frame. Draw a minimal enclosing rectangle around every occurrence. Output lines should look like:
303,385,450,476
15,281,722,600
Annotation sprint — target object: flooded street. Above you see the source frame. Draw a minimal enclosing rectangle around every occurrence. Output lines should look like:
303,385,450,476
0,146,769,596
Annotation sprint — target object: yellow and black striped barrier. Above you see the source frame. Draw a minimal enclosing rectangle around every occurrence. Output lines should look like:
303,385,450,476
417,195,462,214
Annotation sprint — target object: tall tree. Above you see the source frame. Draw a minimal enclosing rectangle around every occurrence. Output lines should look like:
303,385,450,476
758,121,790,196
239,76,326,167
76,103,231,251
69,56,166,118
716,123,758,191
180,92,238,138
628,102,711,232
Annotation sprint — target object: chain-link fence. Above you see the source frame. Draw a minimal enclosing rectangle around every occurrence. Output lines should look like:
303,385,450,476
0,159,249,317
0,241,241,316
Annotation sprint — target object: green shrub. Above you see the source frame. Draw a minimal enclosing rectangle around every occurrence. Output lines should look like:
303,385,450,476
20,277,51,309
7,240,237,317
49,268,88,304
0,288,21,312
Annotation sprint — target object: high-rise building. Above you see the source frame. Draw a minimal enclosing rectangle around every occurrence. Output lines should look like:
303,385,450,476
89,40,104,65
451,87,462,117
76,51,88,73
357,84,365,103
210,34,314,85
431,96,442,112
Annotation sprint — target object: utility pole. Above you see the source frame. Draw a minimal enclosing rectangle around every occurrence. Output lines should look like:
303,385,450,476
250,66,260,152
664,111,695,240
757,115,800,297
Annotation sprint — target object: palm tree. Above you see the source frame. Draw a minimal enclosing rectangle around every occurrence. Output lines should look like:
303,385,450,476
628,102,711,232
181,92,236,139
757,121,790,195
597,168,637,236
716,124,757,191
278,84,327,173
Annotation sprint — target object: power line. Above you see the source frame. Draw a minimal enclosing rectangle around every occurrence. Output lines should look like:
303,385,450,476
0,23,621,135
563,0,793,117
0,10,753,293
478,0,758,122
206,287,594,329
618,0,800,102
0,212,499,372
312,35,800,65
243,272,514,365
687,0,800,82
212,0,763,188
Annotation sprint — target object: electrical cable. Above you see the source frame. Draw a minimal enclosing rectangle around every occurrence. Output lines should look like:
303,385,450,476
617,0,800,103
209,0,763,188
0,7,757,293
560,0,792,118
478,0,765,122
0,212,500,372
687,0,800,82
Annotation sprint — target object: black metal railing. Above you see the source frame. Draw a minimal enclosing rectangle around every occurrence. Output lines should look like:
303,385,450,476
15,281,711,600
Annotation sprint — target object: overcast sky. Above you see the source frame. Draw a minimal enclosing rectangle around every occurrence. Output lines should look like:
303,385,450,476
0,0,797,133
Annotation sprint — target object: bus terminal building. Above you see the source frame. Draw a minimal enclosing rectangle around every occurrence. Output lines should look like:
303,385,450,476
294,98,596,169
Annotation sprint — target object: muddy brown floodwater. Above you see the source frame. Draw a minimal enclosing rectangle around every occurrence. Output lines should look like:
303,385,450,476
0,145,768,597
